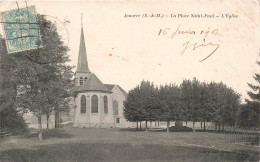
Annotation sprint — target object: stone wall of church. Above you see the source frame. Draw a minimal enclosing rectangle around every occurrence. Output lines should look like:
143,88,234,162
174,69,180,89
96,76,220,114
73,86,131,128
110,86,128,127
73,91,115,128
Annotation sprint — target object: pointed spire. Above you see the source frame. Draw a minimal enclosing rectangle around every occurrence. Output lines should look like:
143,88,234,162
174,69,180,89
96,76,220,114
76,14,90,73
81,13,83,28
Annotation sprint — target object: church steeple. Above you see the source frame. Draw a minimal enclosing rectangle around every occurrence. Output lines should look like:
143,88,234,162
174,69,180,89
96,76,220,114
76,14,92,86
76,14,90,73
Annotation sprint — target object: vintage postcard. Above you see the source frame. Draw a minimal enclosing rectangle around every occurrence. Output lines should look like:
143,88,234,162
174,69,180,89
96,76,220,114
0,0,259,161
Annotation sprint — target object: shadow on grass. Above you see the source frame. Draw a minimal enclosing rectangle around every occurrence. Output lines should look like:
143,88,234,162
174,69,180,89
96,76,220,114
119,128,147,132
24,129,74,139
0,142,259,161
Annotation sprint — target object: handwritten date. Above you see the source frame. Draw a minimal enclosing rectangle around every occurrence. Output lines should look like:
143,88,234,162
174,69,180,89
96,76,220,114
158,24,223,62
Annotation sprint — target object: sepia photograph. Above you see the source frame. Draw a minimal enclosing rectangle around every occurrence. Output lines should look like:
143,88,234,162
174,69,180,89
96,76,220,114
0,0,259,161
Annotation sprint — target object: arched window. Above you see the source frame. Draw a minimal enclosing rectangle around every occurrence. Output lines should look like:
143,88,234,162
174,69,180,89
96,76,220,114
84,77,88,81
80,77,83,85
104,96,108,114
80,95,86,113
91,95,98,113
113,100,118,115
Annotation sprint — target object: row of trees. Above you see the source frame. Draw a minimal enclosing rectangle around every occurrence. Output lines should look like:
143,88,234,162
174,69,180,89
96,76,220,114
0,15,74,140
238,101,259,129
238,60,260,130
123,78,255,132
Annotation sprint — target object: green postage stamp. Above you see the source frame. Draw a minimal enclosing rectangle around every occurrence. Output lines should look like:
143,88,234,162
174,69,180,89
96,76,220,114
1,6,41,54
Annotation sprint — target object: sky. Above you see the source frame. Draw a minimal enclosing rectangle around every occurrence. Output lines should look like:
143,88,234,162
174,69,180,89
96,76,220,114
0,0,259,101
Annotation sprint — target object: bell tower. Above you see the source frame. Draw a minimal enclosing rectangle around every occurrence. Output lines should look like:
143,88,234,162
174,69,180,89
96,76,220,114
75,14,92,86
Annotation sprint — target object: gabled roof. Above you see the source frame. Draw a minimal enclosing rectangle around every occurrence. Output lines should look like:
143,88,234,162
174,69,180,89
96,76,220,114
117,85,128,97
74,73,111,93
104,84,115,91
104,84,128,97
76,27,90,73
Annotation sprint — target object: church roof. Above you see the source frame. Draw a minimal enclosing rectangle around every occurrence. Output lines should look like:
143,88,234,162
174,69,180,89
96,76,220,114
74,73,111,93
104,84,128,97
104,84,115,91
117,85,128,97
76,27,91,73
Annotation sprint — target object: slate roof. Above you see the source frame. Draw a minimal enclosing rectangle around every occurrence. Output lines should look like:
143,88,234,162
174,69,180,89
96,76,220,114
117,85,128,97
74,73,111,93
104,84,115,91
104,84,128,97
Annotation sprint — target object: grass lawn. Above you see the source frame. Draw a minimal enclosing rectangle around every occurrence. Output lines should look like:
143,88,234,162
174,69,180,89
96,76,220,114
0,125,259,162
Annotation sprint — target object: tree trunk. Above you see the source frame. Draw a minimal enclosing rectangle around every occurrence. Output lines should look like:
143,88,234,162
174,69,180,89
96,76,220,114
58,114,60,129
145,120,147,132
150,121,152,129
0,111,2,139
155,121,157,126
203,121,206,131
0,111,3,130
192,121,196,132
218,123,221,131
38,116,43,140
0,111,1,130
167,120,170,133
139,121,141,130
158,121,160,127
136,121,138,131
222,122,225,131
46,114,49,131
55,111,58,128
186,121,187,126
201,121,202,129
215,122,217,131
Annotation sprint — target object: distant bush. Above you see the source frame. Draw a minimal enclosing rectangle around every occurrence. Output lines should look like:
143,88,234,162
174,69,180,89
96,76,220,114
175,121,183,127
168,126,193,132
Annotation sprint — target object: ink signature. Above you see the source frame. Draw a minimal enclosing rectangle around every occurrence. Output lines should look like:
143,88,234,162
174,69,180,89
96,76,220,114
158,24,224,62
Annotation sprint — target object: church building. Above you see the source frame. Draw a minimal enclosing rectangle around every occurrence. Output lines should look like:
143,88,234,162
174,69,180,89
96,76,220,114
73,23,129,128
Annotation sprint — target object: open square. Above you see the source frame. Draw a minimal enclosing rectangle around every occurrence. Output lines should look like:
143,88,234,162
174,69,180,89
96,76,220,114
0,125,259,162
